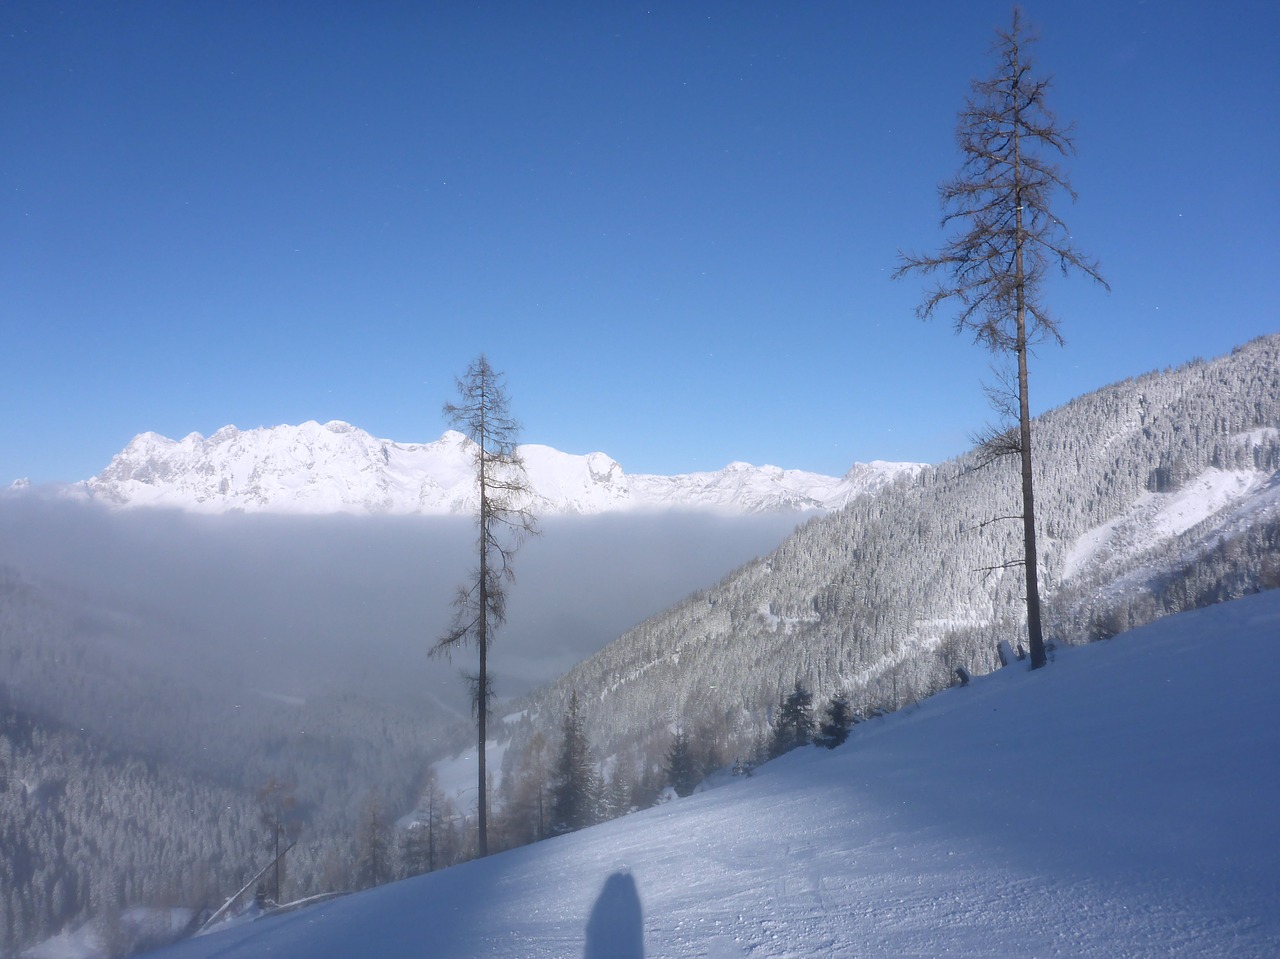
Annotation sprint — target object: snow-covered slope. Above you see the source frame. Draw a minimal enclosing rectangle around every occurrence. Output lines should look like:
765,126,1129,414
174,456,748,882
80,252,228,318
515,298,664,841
76,421,920,516
1061,462,1280,581
140,590,1280,959
498,337,1280,777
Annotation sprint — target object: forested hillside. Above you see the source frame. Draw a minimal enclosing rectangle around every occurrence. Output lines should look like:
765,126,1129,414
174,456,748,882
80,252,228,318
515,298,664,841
0,567,441,955
499,335,1280,805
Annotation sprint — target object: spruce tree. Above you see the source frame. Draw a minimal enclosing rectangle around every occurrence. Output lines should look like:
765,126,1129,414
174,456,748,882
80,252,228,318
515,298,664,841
768,682,815,758
815,694,855,749
665,727,700,798
550,692,597,835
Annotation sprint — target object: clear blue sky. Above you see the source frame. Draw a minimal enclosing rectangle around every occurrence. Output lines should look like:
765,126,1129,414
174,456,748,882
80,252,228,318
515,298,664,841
2,1,1276,484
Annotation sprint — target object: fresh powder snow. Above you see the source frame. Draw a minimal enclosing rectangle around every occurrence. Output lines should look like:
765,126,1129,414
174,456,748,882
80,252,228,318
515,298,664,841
137,590,1280,959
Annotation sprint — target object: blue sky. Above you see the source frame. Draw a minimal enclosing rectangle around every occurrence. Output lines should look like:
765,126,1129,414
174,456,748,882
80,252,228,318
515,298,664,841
2,1,1276,484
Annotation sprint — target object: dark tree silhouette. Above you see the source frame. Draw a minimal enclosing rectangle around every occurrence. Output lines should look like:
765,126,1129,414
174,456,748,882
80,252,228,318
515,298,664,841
431,355,538,856
894,8,1107,669
769,682,815,758
664,727,699,798
815,694,855,749
550,691,597,835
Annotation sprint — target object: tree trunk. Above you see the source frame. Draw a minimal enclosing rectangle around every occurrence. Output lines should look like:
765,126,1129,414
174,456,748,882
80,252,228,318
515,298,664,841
1017,335,1047,669
477,430,489,857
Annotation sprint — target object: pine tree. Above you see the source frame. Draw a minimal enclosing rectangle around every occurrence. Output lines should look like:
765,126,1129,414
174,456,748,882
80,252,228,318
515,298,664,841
768,682,815,758
601,765,633,820
664,727,700,798
550,692,597,836
894,9,1107,669
431,355,538,856
814,694,855,749
399,823,432,879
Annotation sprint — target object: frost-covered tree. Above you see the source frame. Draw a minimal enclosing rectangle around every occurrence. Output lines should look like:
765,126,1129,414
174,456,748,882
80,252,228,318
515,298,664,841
498,728,553,846
894,8,1107,669
399,771,461,876
353,796,392,891
601,765,633,820
432,355,538,857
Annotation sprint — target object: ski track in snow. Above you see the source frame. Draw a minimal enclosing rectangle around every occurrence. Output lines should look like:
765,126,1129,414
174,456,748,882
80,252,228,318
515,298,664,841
139,591,1280,959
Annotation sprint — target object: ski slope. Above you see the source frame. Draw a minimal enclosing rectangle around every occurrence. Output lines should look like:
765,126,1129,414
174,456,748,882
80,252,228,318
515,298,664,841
142,591,1280,958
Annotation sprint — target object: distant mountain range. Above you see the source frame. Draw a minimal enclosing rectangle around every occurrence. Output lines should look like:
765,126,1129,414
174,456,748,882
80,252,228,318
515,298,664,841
72,421,922,516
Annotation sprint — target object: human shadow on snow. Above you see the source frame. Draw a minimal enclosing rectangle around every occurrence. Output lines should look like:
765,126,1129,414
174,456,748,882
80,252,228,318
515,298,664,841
583,871,644,958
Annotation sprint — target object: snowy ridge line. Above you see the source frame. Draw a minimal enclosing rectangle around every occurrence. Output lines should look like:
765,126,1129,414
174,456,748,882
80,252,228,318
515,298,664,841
55,420,924,517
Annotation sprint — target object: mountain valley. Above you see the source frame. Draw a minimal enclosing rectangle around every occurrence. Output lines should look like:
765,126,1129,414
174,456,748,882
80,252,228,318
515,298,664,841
3,335,1279,956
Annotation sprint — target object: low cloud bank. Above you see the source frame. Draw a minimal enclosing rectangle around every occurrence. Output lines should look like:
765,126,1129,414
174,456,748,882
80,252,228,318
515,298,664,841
0,495,804,713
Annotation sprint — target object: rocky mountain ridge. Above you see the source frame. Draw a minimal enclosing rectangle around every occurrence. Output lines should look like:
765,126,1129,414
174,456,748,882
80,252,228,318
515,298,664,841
75,421,922,516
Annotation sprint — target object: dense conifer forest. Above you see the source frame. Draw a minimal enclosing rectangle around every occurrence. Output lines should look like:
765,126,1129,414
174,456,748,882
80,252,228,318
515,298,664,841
0,566,443,955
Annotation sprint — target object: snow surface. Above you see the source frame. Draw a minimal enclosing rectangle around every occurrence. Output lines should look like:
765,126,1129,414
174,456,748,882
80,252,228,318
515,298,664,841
1061,467,1274,580
69,421,923,516
140,590,1280,959
24,909,194,959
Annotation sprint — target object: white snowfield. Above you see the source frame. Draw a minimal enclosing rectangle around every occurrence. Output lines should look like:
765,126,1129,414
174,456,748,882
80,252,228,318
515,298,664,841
74,420,921,516
143,590,1280,959
1061,465,1278,581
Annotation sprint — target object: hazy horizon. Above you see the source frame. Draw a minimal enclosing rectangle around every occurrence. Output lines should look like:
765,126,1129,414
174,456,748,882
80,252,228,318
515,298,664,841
0,495,807,718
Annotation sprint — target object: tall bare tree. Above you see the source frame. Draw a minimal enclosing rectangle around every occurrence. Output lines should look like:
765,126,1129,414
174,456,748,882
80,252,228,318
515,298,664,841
893,8,1107,669
431,354,537,855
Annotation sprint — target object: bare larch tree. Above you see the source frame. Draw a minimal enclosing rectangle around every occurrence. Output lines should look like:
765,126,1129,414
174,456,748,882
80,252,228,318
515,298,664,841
431,354,538,855
893,8,1107,669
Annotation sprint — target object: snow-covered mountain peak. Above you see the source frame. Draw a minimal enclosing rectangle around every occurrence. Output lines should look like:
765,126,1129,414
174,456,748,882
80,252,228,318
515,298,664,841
76,422,922,517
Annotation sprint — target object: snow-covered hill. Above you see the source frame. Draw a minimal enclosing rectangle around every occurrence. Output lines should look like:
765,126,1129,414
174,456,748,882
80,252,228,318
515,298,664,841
74,421,920,516
138,590,1280,959
499,336,1280,780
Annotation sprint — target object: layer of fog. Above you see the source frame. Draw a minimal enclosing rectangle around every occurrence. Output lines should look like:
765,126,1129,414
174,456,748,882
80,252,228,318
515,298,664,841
0,493,806,720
